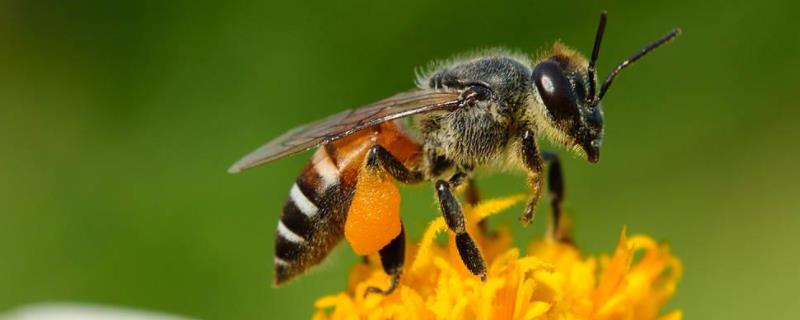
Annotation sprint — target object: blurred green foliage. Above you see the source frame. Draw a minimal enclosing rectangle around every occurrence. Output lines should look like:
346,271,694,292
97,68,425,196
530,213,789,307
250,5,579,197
1,0,798,319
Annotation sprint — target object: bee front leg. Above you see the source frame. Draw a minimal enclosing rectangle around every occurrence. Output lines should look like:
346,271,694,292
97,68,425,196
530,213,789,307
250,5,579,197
435,178,487,281
519,128,545,226
542,151,568,242
365,224,405,296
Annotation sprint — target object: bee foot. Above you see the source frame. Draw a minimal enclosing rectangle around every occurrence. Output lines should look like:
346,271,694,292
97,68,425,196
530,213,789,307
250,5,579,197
364,284,397,297
519,206,535,227
364,271,401,297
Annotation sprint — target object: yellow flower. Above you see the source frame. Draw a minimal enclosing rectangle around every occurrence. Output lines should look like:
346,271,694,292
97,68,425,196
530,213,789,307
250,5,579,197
313,195,682,320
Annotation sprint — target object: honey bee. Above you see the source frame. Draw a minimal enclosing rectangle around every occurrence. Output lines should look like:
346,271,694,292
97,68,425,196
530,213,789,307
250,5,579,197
230,12,680,294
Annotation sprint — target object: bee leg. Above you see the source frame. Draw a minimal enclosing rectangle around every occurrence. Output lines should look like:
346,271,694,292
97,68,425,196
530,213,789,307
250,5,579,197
518,128,545,226
360,144,417,295
435,179,488,281
366,145,424,184
448,172,482,209
462,177,494,236
365,224,405,296
465,178,480,206
542,151,568,242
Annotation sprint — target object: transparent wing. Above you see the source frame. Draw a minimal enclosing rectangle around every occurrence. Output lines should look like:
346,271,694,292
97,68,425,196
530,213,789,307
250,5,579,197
228,89,463,173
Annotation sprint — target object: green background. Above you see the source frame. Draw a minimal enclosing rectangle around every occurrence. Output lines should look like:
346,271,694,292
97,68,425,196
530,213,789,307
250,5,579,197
1,0,798,319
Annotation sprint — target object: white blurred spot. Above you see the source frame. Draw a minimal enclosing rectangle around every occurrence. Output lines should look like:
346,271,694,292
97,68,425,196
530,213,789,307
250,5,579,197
0,303,195,320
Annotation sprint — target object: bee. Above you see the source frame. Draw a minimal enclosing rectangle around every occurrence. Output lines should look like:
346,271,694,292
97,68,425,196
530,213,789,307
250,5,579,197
229,12,680,294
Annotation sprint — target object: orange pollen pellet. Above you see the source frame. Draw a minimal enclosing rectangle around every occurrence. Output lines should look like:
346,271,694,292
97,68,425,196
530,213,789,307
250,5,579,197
344,169,401,256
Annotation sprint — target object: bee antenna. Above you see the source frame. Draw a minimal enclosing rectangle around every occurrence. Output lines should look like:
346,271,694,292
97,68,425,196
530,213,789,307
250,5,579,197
597,28,682,102
587,11,607,107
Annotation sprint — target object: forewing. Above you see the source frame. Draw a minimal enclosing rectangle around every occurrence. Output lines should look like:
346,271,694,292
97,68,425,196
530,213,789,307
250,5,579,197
228,89,462,173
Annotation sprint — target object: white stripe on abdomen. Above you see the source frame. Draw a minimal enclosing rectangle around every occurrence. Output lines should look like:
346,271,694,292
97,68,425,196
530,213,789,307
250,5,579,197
290,183,318,217
277,220,306,243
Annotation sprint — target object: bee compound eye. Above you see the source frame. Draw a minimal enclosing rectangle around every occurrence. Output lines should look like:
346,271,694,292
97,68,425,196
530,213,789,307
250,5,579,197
532,60,579,123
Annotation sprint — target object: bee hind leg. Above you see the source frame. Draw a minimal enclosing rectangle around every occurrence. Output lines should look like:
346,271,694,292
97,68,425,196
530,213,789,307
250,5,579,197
366,145,487,280
365,224,405,296
360,144,419,296
365,145,424,184
436,177,487,281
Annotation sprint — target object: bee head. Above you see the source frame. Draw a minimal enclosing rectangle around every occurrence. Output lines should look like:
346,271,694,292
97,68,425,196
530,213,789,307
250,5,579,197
529,12,680,163
531,45,603,163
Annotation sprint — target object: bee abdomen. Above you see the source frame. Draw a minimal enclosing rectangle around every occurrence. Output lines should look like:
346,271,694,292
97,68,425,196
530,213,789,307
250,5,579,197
273,146,356,285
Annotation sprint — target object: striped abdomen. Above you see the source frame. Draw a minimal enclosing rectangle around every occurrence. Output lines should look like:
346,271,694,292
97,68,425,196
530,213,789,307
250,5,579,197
273,129,375,284
273,122,422,285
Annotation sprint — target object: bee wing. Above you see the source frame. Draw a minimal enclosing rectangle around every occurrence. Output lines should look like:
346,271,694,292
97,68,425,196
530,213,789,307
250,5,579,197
228,89,462,173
